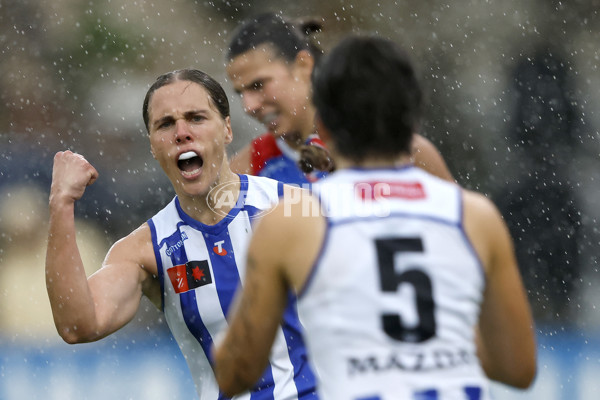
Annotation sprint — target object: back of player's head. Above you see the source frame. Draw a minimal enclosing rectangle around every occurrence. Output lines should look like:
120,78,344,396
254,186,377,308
312,35,422,162
142,69,230,133
227,12,323,63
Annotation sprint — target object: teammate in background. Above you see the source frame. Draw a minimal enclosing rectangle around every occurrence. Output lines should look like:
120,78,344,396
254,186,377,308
226,12,454,184
214,36,536,399
46,69,317,399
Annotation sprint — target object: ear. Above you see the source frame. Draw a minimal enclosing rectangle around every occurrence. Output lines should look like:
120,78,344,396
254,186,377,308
294,50,315,80
223,116,233,145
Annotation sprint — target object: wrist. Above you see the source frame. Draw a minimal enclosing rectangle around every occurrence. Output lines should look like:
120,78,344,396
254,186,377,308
48,192,77,212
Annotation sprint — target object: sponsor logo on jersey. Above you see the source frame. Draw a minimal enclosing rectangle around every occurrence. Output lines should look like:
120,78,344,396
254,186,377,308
213,240,227,256
165,231,189,256
167,260,212,294
347,347,474,375
358,181,426,200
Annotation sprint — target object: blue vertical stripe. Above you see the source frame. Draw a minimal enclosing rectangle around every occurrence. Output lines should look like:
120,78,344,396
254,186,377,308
235,174,250,210
180,290,214,359
245,205,265,224
249,367,275,400
147,219,165,311
281,294,318,399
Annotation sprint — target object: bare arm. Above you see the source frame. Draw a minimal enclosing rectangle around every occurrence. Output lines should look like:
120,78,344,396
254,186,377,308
214,188,325,396
46,151,157,344
463,190,536,388
411,134,454,182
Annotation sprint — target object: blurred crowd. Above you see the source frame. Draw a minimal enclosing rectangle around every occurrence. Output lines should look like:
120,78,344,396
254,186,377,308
1,0,599,340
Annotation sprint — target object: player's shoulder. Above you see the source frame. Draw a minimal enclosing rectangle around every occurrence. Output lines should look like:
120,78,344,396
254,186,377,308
114,222,153,251
148,197,179,225
462,188,501,221
107,221,157,275
462,188,514,277
461,188,506,251
241,174,286,209
244,173,280,189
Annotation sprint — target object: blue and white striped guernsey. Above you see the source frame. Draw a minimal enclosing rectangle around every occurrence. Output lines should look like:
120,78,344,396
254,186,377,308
148,174,317,400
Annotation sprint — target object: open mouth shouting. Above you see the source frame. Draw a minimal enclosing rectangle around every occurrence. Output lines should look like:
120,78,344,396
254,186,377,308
178,151,204,179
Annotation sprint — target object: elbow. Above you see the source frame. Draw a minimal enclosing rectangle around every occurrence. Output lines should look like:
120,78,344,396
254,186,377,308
60,331,86,345
509,347,537,389
491,358,537,390
56,324,99,345
511,360,537,389
219,383,250,399
214,351,260,396
215,371,256,397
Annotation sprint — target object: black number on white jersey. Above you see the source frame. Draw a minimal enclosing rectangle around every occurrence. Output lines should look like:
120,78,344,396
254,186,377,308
375,237,436,343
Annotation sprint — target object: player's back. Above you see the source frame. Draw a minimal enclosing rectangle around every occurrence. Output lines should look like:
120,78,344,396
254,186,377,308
299,166,491,400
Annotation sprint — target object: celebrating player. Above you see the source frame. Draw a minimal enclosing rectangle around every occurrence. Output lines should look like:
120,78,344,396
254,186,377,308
46,69,317,399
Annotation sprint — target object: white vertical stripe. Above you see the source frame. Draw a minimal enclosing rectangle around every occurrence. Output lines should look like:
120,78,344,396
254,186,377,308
228,213,252,283
269,328,299,400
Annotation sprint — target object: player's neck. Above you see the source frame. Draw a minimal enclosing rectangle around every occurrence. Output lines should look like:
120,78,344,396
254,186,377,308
335,154,412,170
178,168,241,225
279,131,304,149
279,117,316,150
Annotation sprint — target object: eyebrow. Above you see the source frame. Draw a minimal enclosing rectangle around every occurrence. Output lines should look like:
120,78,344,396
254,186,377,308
234,77,266,95
152,109,208,129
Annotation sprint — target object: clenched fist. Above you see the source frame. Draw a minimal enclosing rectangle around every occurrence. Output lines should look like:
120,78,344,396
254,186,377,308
50,151,99,205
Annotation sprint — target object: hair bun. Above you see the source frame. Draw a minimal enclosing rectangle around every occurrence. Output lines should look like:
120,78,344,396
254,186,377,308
295,17,323,36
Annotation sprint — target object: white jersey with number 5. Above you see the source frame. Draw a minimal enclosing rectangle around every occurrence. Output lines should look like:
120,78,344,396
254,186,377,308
298,166,491,400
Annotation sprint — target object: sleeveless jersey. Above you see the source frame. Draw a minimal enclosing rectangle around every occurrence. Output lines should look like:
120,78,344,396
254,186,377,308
250,133,327,185
148,174,317,399
299,166,491,400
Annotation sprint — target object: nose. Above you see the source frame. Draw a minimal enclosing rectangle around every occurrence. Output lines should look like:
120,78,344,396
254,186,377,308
174,119,191,143
241,91,263,117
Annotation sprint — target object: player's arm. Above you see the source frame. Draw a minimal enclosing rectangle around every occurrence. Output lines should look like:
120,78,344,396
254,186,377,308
463,190,536,388
214,187,325,396
46,151,156,344
229,144,252,174
411,133,454,182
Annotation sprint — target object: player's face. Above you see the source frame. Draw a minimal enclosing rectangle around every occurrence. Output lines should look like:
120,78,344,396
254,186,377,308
227,45,314,138
147,80,233,198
